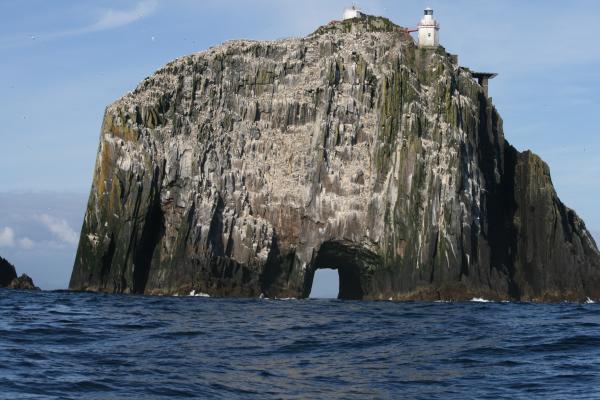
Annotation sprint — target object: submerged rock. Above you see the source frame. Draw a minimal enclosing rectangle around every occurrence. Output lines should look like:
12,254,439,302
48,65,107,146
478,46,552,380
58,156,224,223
69,16,600,301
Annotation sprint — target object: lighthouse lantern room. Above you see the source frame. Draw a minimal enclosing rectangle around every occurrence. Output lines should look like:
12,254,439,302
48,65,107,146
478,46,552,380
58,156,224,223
418,7,439,48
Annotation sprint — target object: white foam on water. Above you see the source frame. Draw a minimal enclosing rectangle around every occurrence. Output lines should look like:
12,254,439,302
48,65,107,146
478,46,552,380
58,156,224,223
585,297,595,304
189,290,210,297
470,297,491,302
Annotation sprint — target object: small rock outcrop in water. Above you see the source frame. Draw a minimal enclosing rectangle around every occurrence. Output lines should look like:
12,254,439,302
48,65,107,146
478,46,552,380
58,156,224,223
0,257,39,290
69,16,600,301
8,274,39,290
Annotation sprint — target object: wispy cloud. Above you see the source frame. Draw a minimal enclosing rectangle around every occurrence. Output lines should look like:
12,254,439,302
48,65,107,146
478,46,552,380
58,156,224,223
1,1,158,48
78,1,159,34
0,227,15,247
38,214,79,246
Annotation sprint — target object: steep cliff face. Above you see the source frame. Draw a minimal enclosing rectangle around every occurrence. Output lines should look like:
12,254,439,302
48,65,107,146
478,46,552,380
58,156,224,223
69,16,600,301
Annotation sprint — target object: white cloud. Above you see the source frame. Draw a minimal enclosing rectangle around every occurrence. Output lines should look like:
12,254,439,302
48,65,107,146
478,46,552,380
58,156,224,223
18,237,35,250
0,227,15,247
38,214,79,246
85,1,159,33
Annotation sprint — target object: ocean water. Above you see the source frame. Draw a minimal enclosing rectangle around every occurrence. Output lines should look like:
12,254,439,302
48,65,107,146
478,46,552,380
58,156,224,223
0,290,599,399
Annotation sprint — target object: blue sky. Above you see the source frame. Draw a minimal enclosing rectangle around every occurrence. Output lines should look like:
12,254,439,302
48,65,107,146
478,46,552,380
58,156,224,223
0,1,598,294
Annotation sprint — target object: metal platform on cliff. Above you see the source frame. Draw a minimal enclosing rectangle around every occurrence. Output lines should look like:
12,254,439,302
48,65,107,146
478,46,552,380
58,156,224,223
471,72,498,97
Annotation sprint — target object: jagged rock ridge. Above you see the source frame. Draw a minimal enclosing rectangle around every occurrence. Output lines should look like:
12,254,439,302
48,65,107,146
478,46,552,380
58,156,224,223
69,16,600,301
0,257,39,290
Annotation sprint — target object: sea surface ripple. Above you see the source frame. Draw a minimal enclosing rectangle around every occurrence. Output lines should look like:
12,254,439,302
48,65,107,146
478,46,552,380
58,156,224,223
0,289,599,399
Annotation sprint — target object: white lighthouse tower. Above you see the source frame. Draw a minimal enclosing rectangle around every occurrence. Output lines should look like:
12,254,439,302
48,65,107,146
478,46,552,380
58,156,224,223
418,7,439,48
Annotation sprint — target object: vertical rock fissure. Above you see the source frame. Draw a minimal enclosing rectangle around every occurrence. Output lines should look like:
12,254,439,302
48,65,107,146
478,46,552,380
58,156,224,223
100,234,116,285
207,195,226,257
132,168,164,294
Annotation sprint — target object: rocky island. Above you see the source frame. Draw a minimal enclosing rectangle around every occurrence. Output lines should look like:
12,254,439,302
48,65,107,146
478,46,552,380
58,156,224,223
69,15,600,301
1,257,39,290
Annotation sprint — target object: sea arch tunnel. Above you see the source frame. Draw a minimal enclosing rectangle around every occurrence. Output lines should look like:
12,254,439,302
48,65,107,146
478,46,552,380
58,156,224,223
303,240,380,300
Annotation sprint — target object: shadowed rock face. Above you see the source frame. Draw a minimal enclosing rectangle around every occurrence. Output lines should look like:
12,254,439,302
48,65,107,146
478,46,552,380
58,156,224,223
0,257,17,287
69,16,600,301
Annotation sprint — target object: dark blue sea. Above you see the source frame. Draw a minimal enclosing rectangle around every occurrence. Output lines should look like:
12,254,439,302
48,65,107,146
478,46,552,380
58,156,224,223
1,289,599,399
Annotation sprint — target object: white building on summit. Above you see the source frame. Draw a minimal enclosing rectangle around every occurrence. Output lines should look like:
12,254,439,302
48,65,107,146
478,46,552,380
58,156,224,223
342,5,364,20
418,7,439,48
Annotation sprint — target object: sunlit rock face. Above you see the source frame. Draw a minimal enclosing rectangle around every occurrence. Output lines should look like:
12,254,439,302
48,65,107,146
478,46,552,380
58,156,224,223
69,16,600,301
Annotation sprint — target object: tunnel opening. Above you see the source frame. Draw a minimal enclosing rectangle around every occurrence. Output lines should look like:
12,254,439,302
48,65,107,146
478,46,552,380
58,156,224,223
305,241,367,300
309,268,339,299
